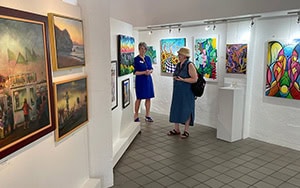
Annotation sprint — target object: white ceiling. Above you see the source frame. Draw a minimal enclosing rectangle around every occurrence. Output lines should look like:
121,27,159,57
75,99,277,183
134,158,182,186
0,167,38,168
110,0,300,29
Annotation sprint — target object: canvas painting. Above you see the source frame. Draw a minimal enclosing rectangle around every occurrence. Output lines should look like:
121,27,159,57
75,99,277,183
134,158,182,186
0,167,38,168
0,7,54,159
160,38,186,74
194,37,218,80
266,40,300,100
146,46,157,64
118,35,135,76
54,76,88,141
111,61,118,110
48,13,85,70
226,44,247,74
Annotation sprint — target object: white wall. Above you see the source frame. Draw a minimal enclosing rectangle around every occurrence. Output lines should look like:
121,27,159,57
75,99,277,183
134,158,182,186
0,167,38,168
138,24,228,128
0,0,113,187
249,16,300,150
110,18,141,166
138,15,300,151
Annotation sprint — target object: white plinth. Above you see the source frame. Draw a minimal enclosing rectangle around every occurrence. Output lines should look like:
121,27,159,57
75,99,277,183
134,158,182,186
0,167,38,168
217,87,245,142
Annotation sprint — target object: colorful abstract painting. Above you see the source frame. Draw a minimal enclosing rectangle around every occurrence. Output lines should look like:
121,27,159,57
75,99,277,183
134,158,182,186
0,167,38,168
266,40,300,100
226,44,247,74
160,38,186,74
194,38,217,80
118,35,135,76
146,46,157,64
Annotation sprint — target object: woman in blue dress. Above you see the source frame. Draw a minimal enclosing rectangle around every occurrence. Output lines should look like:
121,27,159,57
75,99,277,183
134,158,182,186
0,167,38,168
133,42,155,122
168,47,198,138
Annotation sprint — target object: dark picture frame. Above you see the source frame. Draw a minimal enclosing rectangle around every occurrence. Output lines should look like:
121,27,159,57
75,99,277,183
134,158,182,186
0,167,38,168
122,78,130,108
117,35,135,76
0,6,54,159
111,61,118,110
53,76,88,141
48,13,85,71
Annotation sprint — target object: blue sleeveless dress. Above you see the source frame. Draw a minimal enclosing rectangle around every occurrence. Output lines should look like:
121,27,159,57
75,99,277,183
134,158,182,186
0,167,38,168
134,55,155,99
169,60,195,126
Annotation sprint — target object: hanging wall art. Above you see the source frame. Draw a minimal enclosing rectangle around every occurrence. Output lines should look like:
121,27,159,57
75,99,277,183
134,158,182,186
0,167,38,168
122,78,130,108
48,13,85,71
0,6,54,159
194,37,218,80
118,35,135,76
226,43,247,74
111,61,118,110
146,46,157,64
53,76,88,141
266,39,300,100
160,38,186,74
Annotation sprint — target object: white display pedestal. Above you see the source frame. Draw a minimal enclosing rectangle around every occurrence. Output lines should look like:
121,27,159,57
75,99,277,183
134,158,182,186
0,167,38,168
217,86,245,142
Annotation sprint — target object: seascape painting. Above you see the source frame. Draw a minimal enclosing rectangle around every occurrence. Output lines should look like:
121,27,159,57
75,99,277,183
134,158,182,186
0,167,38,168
266,39,300,100
160,38,186,74
54,76,88,141
226,44,247,74
48,14,85,70
194,37,218,80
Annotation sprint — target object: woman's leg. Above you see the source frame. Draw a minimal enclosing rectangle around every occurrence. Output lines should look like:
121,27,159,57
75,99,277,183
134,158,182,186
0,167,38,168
134,99,141,119
145,99,151,117
184,116,191,132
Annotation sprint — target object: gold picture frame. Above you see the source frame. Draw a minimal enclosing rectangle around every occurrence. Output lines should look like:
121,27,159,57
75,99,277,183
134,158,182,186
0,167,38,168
53,76,88,141
48,13,85,71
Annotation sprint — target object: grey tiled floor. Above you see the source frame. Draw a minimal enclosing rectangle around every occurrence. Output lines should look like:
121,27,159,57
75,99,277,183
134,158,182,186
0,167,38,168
112,112,300,188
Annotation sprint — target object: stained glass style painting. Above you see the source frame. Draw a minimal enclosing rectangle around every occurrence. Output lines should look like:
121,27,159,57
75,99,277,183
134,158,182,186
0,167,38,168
226,44,247,74
160,38,186,74
194,38,217,80
118,35,135,76
266,40,300,100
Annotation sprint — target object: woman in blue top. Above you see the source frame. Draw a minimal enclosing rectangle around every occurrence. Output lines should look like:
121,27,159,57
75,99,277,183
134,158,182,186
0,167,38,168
168,47,198,138
133,42,155,122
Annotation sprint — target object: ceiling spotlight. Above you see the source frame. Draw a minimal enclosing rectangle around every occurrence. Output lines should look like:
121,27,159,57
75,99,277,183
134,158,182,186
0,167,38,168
148,30,152,35
205,25,210,31
212,24,216,31
169,26,172,33
297,14,300,24
178,27,181,33
250,18,254,27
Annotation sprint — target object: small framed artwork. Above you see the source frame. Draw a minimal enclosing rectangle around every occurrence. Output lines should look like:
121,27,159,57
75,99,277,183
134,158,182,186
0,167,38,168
226,43,247,74
0,6,54,159
53,76,88,141
122,78,130,108
118,35,135,76
111,61,118,110
48,13,85,71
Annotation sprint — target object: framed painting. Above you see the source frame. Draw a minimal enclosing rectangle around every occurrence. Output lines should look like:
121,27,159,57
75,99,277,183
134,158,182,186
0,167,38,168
53,76,88,141
48,13,85,71
118,35,135,76
226,44,247,74
111,61,118,110
146,46,157,64
0,6,54,159
160,38,186,74
194,37,218,80
122,78,130,108
265,39,300,100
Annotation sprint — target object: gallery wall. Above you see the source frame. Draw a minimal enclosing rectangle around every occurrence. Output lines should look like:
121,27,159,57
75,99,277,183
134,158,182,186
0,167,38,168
137,14,300,151
0,0,113,187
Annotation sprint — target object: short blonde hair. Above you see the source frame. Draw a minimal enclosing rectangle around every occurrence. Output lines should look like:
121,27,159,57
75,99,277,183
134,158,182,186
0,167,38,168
138,42,148,50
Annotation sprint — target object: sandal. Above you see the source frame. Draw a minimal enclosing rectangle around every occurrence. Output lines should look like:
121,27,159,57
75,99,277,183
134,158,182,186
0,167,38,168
167,129,180,136
145,116,154,122
134,117,140,122
181,131,189,139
